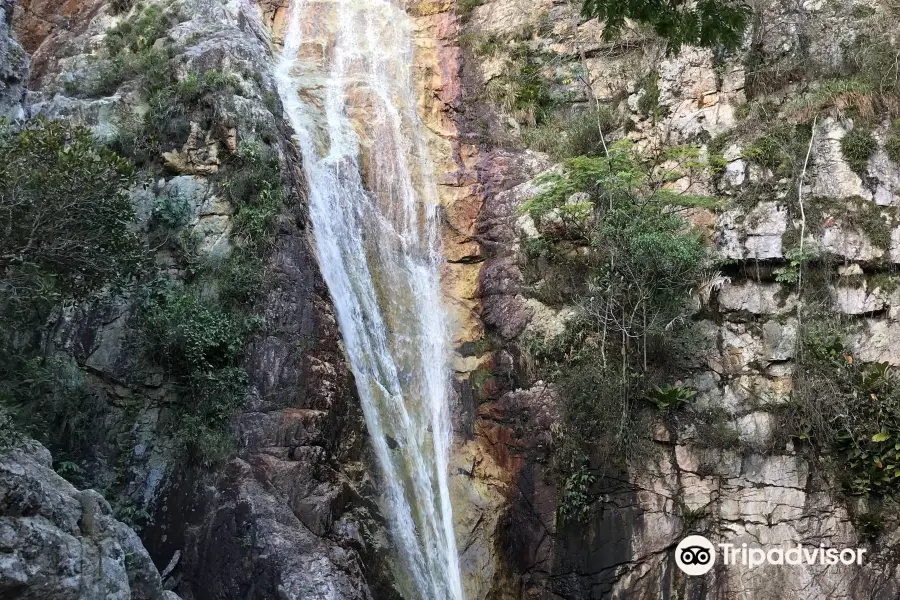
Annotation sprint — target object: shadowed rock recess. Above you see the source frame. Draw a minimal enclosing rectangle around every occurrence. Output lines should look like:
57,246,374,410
4,0,900,599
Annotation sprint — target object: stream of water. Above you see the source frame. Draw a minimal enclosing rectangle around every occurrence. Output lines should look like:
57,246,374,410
274,1,464,598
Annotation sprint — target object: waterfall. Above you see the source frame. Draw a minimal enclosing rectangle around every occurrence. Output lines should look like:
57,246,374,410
274,1,464,599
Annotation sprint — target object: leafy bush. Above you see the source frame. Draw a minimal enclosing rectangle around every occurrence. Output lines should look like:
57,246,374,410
521,142,715,521
648,385,696,410
0,410,22,451
141,283,252,375
841,126,877,174
88,3,183,97
520,108,620,159
774,246,820,284
110,0,134,14
216,250,266,307
139,281,255,465
637,70,662,121
0,350,107,456
0,119,142,321
223,142,285,251
788,317,900,496
152,190,192,230
581,0,751,54
456,0,485,16
485,46,557,125
743,124,811,178
112,68,242,166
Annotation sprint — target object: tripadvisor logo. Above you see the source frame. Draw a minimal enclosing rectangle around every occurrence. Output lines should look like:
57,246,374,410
676,535,716,576
675,535,867,576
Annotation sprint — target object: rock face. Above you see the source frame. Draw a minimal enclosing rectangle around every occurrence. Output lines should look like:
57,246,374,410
9,0,398,598
0,440,180,600
9,0,900,598
0,0,26,117
451,0,900,598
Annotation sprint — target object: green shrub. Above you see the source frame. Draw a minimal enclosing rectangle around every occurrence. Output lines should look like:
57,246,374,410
647,384,695,410
0,351,107,456
223,142,285,251
141,283,252,374
456,0,485,16
139,281,255,466
152,190,192,230
743,124,810,177
841,126,877,174
110,0,134,14
637,70,662,121
111,67,243,165
788,316,900,496
202,249,265,308
0,410,22,451
0,119,142,321
581,0,751,54
521,142,714,520
105,4,178,55
484,46,556,125
519,108,619,159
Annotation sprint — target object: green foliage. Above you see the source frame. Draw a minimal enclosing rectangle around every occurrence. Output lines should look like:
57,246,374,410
112,68,242,166
110,0,134,14
581,0,751,54
636,71,662,121
0,119,142,321
456,0,485,17
105,3,177,55
521,142,715,521
0,351,107,456
788,317,900,496
114,503,152,532
90,3,182,97
854,509,886,542
648,384,695,410
743,124,811,178
841,126,877,174
519,108,620,160
0,409,22,451
843,19,900,105
152,190,191,230
223,142,285,252
202,248,265,308
557,456,595,523
139,281,254,466
774,245,820,284
485,46,556,125
141,283,251,375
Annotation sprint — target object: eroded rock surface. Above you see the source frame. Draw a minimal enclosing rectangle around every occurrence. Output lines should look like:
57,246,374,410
0,440,180,600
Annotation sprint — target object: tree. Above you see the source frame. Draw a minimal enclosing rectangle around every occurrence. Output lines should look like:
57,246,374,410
0,119,143,319
581,0,752,54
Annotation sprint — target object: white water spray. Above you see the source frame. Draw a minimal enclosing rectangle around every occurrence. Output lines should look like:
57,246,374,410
274,1,464,598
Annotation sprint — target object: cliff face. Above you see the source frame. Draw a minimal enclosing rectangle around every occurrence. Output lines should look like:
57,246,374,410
7,0,398,598
0,439,180,600
7,0,900,599
450,0,900,598
0,0,26,117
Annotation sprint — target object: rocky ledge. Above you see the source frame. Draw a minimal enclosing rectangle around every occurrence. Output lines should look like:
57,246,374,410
0,439,180,600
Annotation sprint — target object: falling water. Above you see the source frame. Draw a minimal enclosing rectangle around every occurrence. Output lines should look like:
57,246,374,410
274,1,464,599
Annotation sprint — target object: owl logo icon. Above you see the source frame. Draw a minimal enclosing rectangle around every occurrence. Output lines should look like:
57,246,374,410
675,535,716,576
